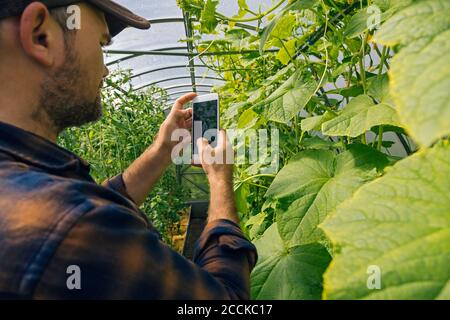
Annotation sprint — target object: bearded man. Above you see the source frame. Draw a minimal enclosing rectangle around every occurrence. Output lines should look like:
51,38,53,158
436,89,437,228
0,0,256,299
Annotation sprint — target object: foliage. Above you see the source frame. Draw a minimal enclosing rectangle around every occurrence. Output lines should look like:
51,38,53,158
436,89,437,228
322,141,450,299
58,70,189,243
179,0,450,299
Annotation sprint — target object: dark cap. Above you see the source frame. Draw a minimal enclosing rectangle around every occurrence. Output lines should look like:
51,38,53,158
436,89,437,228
0,0,151,37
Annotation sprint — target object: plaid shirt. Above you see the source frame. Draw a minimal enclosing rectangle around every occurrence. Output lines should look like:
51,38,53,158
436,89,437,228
0,121,257,299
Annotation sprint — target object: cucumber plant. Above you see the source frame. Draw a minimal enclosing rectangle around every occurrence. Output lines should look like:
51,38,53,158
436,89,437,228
179,0,450,299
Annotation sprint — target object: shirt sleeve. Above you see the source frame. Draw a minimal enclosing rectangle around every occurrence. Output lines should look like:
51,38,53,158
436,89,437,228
33,204,258,300
101,173,134,203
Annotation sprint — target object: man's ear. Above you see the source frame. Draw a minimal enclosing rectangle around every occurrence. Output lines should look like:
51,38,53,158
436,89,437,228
19,2,63,67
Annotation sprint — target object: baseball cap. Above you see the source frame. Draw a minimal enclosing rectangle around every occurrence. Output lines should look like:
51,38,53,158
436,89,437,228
0,0,151,37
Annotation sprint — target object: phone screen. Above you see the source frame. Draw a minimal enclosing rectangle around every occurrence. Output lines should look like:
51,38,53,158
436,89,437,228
192,99,218,156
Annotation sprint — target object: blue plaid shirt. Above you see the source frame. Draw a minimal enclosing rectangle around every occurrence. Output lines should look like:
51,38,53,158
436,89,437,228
0,121,257,299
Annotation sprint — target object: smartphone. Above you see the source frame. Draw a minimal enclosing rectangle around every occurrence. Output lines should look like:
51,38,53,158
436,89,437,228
191,93,219,163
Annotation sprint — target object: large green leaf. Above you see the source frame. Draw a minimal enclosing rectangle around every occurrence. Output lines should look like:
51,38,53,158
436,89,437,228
344,9,372,38
237,108,259,129
374,0,450,147
200,0,219,33
321,95,401,138
251,223,331,299
301,111,335,131
321,143,450,300
266,144,389,248
262,71,317,124
387,31,450,147
373,0,450,46
259,0,318,53
373,0,415,13
367,74,391,103
276,38,297,65
234,182,250,215
344,0,417,39
268,13,297,46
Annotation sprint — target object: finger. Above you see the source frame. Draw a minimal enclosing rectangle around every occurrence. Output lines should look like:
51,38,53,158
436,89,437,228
172,108,192,123
195,137,211,167
173,93,197,110
168,109,191,125
183,118,192,129
217,129,233,164
193,137,205,167
196,137,209,155
217,129,229,149
175,107,192,118
182,108,193,119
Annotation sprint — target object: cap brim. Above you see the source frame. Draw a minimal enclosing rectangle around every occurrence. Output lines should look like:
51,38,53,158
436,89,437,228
88,0,151,37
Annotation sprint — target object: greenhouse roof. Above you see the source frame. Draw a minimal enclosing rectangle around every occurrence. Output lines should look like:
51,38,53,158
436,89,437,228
103,0,276,107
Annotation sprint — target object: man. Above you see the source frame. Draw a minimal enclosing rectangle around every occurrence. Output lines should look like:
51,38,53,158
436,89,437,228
0,0,257,299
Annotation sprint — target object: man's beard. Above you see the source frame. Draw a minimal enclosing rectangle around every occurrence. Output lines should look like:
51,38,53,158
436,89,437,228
35,36,103,134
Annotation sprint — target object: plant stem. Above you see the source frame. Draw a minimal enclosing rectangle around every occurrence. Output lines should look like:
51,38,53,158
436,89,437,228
360,132,367,144
374,45,390,72
378,46,389,76
247,182,269,190
359,31,370,94
215,0,286,23
377,126,384,151
239,174,276,184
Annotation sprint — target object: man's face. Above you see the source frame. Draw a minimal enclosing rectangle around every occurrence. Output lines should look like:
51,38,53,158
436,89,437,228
39,3,110,133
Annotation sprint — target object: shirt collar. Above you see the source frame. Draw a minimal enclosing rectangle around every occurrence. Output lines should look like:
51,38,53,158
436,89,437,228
0,121,91,178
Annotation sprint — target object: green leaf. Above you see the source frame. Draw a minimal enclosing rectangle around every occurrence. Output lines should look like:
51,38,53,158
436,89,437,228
251,223,331,299
235,183,250,215
269,13,297,45
266,145,389,248
328,85,364,98
322,95,401,138
387,30,450,147
223,101,247,120
238,0,248,11
237,108,259,129
374,0,450,46
321,143,450,300
373,0,450,147
436,282,450,300
259,0,318,53
345,0,417,39
276,38,297,65
262,71,317,124
371,125,407,136
301,136,335,150
262,63,295,86
245,211,267,240
200,0,219,33
301,111,336,131
230,0,249,24
344,9,371,38
367,74,391,103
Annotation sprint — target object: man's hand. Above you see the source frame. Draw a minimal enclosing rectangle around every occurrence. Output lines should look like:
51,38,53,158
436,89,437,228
196,130,239,224
196,130,233,182
154,92,196,161
120,93,196,206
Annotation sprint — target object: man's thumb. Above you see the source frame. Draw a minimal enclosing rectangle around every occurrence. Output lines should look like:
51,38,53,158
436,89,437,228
196,137,209,154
